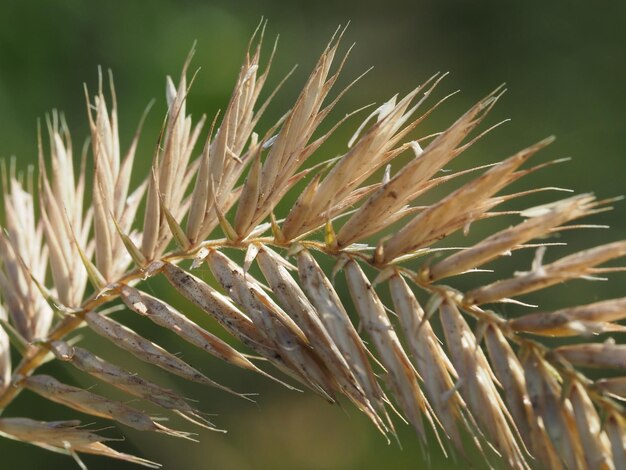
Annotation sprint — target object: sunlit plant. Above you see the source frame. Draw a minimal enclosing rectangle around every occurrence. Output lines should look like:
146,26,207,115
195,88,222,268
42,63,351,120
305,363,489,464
0,22,624,469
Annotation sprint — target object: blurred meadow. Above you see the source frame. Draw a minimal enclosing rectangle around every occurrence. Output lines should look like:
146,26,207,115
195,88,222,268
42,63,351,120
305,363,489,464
0,0,625,468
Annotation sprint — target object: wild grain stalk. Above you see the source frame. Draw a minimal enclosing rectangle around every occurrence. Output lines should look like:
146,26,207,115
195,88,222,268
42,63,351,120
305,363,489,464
0,22,623,469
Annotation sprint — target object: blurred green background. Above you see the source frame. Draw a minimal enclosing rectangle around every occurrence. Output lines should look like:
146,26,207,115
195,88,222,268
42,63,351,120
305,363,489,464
0,0,625,469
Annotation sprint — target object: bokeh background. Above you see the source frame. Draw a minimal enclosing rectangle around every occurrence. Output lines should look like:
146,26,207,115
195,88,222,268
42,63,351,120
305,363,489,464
0,1,625,469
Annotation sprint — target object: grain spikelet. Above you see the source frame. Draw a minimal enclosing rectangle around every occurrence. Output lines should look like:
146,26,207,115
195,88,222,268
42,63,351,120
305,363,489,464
21,375,193,439
484,323,563,468
389,273,471,453
0,418,161,468
120,285,258,371
49,341,218,430
38,115,90,308
439,299,527,468
606,413,626,469
281,74,447,240
555,342,626,369
256,246,388,433
382,137,552,263
0,178,52,340
508,297,626,336
163,262,308,390
85,73,146,280
163,262,267,347
466,241,626,305
337,87,502,247
297,249,391,425
521,347,586,469
345,259,435,443
246,28,350,233
428,193,599,281
568,381,614,469
206,249,338,400
84,310,248,399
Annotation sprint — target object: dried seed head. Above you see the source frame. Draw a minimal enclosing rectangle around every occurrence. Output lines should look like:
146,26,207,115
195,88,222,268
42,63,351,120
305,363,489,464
466,241,626,306
389,274,470,453
345,259,435,443
84,310,249,399
297,249,392,426
337,87,502,247
49,340,220,431
382,137,552,263
0,179,53,340
282,74,448,240
257,246,389,433
509,297,626,337
521,348,586,469
120,284,256,371
429,193,599,281
555,342,626,369
440,299,527,469
0,24,625,470
568,382,613,469
22,374,193,439
0,417,161,468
